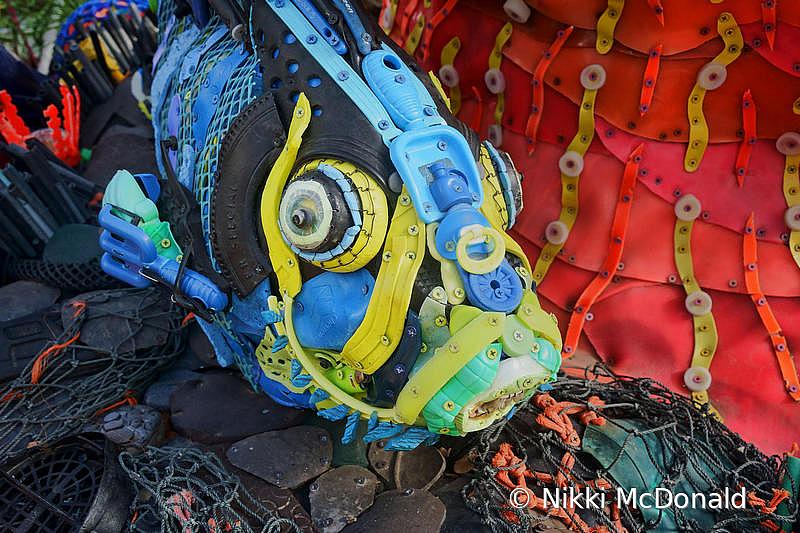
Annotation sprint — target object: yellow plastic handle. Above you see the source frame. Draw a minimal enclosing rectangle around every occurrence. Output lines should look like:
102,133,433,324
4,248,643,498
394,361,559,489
456,226,506,275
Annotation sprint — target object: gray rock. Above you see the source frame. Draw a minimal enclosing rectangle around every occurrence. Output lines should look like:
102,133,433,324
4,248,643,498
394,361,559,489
227,426,333,489
143,369,202,411
310,466,378,533
393,446,446,491
430,476,490,533
0,281,59,321
341,488,445,533
170,370,308,444
186,322,219,367
367,439,396,487
90,404,164,448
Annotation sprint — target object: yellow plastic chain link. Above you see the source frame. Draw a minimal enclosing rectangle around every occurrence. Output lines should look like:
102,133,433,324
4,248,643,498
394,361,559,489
674,215,722,420
490,23,513,126
404,14,425,55
426,224,466,305
440,36,462,114
531,86,598,286
339,189,426,373
782,153,800,269
595,0,624,54
394,311,506,425
259,94,310,298
684,12,742,172
294,159,389,273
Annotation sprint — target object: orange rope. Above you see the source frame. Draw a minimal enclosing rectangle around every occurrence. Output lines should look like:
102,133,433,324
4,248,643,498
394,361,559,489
182,312,196,326
30,332,80,384
96,391,137,417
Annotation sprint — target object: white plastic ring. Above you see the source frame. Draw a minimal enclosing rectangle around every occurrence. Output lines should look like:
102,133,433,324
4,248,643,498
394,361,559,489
674,194,702,221
580,64,606,90
558,150,584,177
685,290,712,316
545,220,569,245
503,0,532,23
785,205,800,231
697,62,727,90
776,132,800,155
438,64,460,88
684,366,712,392
485,68,506,94
488,124,503,148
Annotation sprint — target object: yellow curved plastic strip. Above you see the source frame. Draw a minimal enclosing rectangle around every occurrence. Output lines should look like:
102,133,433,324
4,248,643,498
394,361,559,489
782,154,800,269
531,88,598,286
674,216,722,420
491,23,513,125
260,94,310,298
684,12,742,172
295,159,389,273
596,0,624,54
426,224,465,305
404,14,425,55
340,189,426,373
284,295,395,421
428,71,451,110
516,290,562,353
793,97,800,115
394,311,505,424
440,37,462,114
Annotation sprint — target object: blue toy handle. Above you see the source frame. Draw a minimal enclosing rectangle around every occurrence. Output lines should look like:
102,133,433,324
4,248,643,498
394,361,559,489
98,204,228,312
144,255,229,311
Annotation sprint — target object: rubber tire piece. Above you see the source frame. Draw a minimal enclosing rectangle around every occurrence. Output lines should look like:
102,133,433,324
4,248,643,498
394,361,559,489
210,93,285,298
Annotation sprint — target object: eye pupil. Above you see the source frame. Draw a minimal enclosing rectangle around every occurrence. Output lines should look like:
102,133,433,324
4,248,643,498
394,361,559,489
291,208,310,228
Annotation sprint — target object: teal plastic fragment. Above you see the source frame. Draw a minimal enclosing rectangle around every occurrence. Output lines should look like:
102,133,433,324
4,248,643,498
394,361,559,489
583,419,727,532
778,455,800,532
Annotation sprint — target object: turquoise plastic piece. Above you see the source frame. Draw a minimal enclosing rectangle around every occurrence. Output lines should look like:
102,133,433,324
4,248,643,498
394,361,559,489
583,419,725,532
421,343,501,436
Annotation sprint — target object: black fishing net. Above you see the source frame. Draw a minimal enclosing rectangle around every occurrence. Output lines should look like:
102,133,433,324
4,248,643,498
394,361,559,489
118,445,301,533
6,258,123,292
0,287,185,463
462,364,798,533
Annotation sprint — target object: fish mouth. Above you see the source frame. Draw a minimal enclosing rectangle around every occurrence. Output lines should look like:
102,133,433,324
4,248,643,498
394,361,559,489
468,390,527,419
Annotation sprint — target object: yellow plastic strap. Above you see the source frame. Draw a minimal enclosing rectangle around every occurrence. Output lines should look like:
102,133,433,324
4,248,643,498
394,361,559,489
428,71,451,110
531,88,598,286
79,37,125,82
684,12,742,172
490,23,513,125
260,94,310,298
596,0,624,54
426,224,466,305
515,290,562,353
440,37,461,114
783,154,800,269
394,311,505,424
674,216,722,420
284,295,395,421
404,13,425,55
340,189,426,373
295,159,389,273
478,145,510,229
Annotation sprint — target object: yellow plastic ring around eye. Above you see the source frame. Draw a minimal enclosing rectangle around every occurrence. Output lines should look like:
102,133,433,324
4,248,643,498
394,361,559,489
456,226,506,275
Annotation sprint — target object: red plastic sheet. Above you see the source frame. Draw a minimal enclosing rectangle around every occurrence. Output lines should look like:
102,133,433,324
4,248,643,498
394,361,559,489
504,133,800,298
504,30,800,143
528,0,800,56
593,116,790,244
741,21,800,78
581,283,800,455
